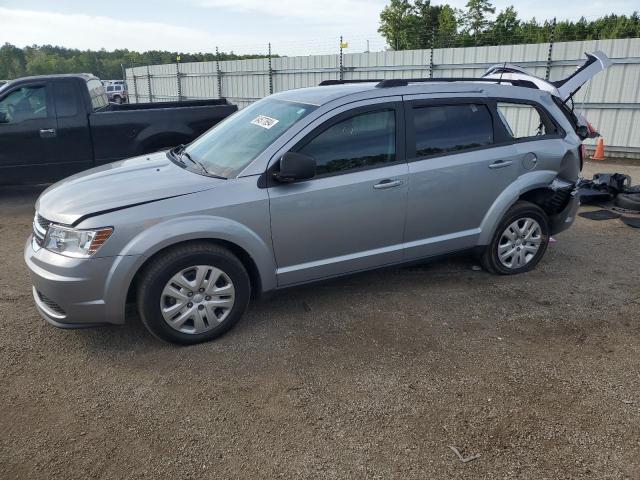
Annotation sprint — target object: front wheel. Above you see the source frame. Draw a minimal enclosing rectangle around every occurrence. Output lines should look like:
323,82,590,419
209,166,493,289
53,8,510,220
137,243,251,344
480,201,549,275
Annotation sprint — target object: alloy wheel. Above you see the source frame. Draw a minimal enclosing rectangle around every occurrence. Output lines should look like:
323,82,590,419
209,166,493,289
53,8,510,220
497,217,542,269
160,265,235,334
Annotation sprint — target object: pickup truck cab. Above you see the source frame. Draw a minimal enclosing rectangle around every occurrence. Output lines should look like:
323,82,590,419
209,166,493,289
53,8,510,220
0,74,237,184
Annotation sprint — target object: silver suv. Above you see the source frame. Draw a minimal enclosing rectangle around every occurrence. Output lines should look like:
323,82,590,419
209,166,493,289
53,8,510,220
25,78,589,344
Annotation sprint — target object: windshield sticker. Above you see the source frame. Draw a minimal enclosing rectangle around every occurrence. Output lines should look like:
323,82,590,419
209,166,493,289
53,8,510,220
251,115,279,129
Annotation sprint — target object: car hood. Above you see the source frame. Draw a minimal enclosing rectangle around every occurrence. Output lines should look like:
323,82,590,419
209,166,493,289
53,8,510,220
36,152,223,225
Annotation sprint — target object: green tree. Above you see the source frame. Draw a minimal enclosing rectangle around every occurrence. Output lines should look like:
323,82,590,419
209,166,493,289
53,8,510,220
491,5,519,43
378,0,415,50
463,0,496,37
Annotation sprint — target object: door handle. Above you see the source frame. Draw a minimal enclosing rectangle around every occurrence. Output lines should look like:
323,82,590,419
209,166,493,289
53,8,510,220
373,179,404,189
489,160,513,169
39,128,57,139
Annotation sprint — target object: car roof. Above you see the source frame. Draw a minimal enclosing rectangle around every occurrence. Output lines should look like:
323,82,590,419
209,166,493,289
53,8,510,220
4,73,98,86
271,80,550,107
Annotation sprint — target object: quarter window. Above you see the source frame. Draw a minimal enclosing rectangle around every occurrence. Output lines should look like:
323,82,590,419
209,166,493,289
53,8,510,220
413,104,493,157
496,102,557,139
298,109,396,176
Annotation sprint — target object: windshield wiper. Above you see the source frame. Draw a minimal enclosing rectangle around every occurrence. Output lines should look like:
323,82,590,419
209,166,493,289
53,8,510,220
174,144,226,179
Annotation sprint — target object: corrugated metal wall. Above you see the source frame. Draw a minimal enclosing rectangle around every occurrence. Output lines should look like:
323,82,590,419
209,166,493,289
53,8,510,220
126,38,640,158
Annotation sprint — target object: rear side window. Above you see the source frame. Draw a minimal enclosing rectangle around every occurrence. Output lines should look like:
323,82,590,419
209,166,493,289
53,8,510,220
496,102,558,139
86,79,108,110
413,104,493,157
298,109,396,176
53,82,78,117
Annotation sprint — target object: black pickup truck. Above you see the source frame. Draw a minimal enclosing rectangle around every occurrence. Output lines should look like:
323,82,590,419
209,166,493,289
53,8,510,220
0,73,237,184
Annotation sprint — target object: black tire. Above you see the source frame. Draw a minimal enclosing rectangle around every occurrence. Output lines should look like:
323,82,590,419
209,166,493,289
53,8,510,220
137,242,251,345
113,95,122,104
614,193,640,212
480,201,550,275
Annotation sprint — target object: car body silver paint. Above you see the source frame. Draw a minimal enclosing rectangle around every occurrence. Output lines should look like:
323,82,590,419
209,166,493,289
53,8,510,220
25,80,583,329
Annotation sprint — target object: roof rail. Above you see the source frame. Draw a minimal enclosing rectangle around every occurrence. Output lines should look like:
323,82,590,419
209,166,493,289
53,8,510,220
375,77,539,89
318,79,382,86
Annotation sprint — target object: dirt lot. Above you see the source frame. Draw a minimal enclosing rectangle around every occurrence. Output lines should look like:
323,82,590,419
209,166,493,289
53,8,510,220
1,160,639,479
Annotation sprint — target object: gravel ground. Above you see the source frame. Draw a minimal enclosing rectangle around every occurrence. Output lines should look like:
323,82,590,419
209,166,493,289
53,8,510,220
1,160,639,479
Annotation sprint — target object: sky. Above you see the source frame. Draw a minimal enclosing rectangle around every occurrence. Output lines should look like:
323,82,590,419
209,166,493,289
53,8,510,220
0,0,638,55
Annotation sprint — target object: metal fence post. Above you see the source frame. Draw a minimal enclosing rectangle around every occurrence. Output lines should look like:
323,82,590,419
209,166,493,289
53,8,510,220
216,47,222,99
339,36,344,81
131,64,138,103
545,17,557,81
429,27,436,78
268,42,273,95
146,65,153,103
175,59,182,101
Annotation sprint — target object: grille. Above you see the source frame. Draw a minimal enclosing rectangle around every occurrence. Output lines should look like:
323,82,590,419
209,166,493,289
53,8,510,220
37,291,66,316
33,213,51,247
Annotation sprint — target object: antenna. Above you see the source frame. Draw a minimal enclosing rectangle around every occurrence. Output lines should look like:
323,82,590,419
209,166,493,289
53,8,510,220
498,61,507,82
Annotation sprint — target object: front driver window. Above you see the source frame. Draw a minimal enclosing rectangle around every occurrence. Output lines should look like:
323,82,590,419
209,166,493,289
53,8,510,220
298,109,396,176
0,86,48,124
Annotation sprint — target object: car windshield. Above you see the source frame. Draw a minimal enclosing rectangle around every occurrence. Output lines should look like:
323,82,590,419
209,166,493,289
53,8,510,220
185,98,317,178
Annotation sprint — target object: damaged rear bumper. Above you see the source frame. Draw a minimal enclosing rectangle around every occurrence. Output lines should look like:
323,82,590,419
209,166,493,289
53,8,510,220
548,179,580,235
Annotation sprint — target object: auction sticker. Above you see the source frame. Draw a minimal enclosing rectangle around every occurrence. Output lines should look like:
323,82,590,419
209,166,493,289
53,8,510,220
251,115,279,129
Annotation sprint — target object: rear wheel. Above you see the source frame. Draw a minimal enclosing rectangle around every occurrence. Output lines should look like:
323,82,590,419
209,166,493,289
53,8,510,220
113,95,122,104
480,201,549,275
137,243,251,344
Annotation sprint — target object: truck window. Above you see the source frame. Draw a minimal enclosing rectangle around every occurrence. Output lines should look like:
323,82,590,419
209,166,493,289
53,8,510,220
53,82,79,117
86,79,108,110
0,85,48,124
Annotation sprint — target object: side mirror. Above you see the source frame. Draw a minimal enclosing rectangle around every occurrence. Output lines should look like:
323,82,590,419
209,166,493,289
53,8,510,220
575,125,589,140
274,152,316,183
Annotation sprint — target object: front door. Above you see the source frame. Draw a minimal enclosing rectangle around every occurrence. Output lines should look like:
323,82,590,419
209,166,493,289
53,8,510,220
0,82,58,183
268,102,408,286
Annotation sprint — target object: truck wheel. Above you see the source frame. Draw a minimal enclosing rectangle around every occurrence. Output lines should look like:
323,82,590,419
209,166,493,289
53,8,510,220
113,95,122,104
137,243,251,344
480,201,550,275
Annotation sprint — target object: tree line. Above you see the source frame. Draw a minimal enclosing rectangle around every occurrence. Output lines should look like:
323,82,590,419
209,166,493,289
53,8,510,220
0,44,269,81
379,0,640,50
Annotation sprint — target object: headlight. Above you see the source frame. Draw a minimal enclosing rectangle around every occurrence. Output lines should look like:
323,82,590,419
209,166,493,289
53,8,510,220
44,225,113,258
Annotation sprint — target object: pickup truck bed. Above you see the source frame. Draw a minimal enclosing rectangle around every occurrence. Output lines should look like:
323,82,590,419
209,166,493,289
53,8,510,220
0,74,237,184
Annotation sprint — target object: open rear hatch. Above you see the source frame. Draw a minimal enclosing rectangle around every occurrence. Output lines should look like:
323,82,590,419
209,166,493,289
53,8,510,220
482,50,612,101
552,51,612,101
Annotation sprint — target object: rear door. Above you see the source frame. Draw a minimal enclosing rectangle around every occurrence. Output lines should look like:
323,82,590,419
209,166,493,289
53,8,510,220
268,99,409,286
402,97,520,260
0,81,58,183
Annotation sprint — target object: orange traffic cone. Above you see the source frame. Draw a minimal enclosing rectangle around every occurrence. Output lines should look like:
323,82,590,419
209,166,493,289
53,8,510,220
591,138,605,161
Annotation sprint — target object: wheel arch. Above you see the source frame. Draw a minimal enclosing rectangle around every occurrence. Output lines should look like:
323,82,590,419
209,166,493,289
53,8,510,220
478,170,558,245
126,238,264,308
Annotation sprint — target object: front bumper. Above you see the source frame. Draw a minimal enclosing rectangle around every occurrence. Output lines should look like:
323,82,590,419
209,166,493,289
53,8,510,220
24,237,141,328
